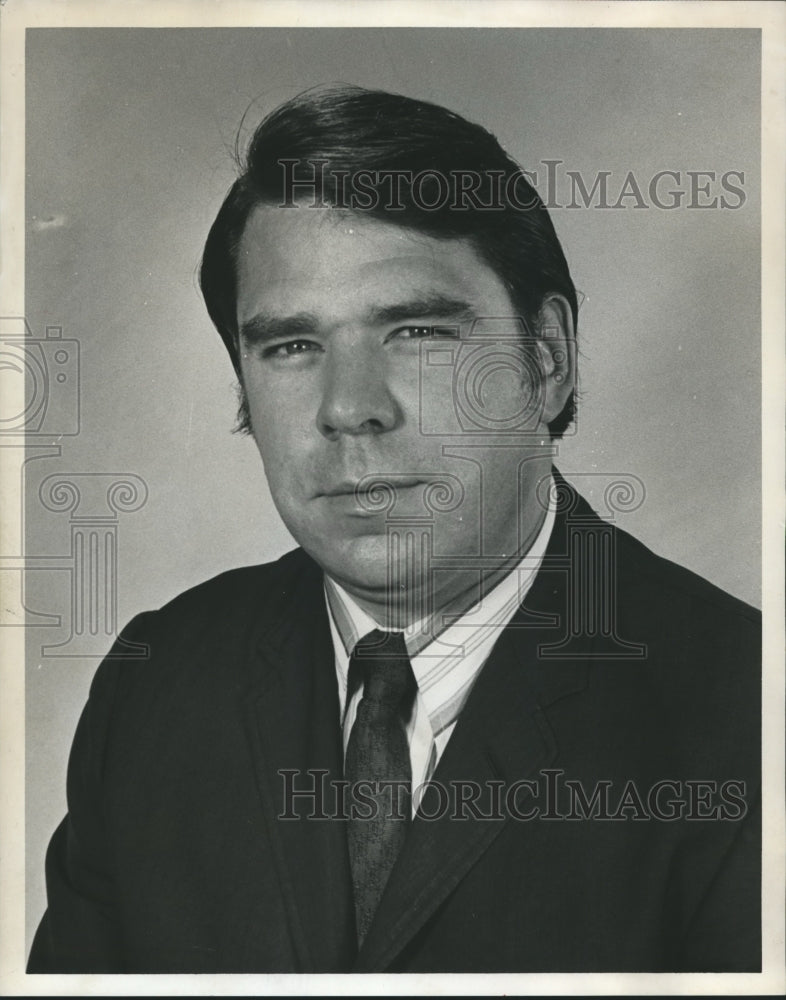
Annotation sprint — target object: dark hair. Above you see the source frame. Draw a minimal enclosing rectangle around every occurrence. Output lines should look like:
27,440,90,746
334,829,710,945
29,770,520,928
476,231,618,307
200,85,577,437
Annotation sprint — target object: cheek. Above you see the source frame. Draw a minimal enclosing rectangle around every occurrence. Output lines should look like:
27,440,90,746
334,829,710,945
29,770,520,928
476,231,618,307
243,372,316,452
253,423,303,483
410,365,457,435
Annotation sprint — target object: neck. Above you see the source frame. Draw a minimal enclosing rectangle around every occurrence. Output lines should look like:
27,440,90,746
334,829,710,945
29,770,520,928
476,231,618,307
339,499,551,633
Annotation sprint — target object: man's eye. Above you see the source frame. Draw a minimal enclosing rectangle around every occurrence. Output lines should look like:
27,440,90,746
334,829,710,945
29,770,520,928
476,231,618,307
262,340,318,359
394,325,460,340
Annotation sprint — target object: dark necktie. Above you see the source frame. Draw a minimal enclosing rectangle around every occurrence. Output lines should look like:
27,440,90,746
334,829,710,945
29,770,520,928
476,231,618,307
344,629,416,945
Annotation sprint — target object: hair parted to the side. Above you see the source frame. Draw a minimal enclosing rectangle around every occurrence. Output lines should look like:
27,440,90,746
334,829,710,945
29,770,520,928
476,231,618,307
199,84,578,438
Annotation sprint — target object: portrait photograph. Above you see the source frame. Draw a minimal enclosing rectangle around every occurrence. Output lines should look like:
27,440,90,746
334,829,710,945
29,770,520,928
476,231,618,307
1,1,783,995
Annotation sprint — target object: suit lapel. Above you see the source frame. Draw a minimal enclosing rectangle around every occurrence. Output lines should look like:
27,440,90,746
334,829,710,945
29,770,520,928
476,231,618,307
354,479,594,971
240,557,356,972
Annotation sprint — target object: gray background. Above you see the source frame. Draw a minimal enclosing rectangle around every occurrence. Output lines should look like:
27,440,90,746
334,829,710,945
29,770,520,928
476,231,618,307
24,28,760,951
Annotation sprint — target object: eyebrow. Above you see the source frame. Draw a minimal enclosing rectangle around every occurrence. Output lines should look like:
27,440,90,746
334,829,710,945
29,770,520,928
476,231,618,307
238,293,475,345
239,312,320,345
366,294,475,326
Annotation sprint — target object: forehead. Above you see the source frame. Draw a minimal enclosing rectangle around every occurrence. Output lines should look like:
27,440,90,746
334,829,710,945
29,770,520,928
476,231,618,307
235,205,513,326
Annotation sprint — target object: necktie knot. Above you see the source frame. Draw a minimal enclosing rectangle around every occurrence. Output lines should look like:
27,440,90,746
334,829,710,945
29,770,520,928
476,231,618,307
349,629,415,718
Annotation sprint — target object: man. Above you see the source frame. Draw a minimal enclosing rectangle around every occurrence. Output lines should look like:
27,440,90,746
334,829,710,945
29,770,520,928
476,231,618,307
28,86,760,973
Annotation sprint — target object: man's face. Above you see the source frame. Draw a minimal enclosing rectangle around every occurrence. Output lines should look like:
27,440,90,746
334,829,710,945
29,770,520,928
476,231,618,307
236,205,562,617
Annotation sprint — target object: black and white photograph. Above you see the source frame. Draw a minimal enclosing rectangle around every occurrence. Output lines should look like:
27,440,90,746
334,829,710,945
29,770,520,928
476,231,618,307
1,0,783,994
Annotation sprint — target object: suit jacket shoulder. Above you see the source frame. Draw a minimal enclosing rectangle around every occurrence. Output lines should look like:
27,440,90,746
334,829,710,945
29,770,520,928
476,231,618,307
110,547,321,678
612,517,759,623
151,546,319,631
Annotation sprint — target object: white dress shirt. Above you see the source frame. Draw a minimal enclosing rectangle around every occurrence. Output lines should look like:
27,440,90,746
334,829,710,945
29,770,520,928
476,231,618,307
324,479,557,813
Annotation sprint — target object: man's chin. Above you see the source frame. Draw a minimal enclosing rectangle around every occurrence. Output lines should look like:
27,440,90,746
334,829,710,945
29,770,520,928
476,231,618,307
301,533,421,595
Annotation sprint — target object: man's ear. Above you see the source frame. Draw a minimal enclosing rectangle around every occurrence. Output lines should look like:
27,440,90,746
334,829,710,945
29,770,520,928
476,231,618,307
534,294,576,425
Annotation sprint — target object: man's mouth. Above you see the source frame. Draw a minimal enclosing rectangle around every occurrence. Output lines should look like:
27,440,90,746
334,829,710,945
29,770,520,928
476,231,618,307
320,477,423,499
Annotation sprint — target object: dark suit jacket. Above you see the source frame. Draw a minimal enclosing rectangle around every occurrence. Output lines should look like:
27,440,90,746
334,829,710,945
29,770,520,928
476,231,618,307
28,479,760,973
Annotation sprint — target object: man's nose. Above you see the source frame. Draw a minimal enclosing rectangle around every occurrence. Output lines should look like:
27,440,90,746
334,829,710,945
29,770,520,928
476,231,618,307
316,343,401,439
